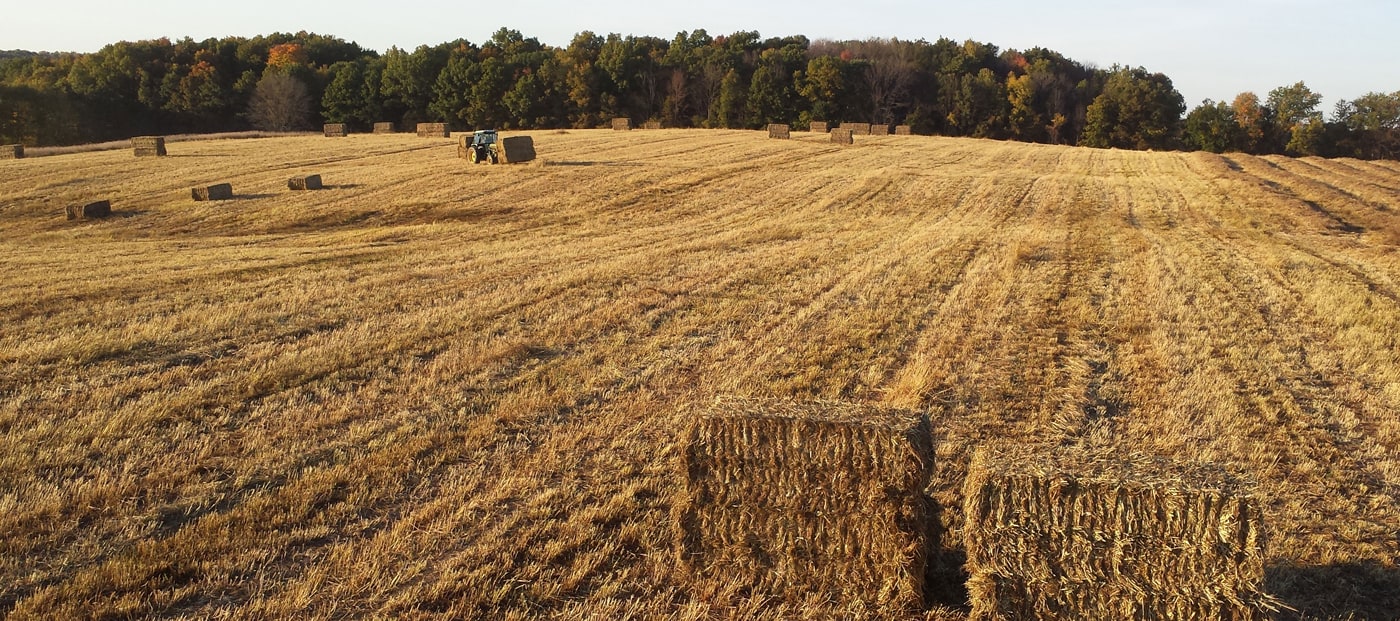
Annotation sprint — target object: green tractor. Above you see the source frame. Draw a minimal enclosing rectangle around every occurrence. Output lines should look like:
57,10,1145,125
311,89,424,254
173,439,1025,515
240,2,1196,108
466,129,499,164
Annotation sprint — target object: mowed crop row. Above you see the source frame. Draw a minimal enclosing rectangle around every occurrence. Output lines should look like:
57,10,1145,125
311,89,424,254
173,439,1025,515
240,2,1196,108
1,130,1398,619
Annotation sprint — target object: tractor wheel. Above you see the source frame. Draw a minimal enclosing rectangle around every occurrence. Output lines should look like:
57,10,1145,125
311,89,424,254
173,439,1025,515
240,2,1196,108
469,149,480,164
488,151,498,164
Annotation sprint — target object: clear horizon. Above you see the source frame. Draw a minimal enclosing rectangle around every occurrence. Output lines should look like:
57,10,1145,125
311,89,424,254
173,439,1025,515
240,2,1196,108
4,0,1396,112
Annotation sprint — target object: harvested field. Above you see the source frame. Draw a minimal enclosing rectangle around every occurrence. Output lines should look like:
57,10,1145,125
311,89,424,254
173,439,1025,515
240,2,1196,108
1,130,1398,620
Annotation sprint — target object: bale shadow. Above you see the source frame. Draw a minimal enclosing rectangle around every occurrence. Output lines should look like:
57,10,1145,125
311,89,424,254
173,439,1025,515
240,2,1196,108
321,183,363,190
232,193,278,200
1267,560,1400,620
547,160,644,167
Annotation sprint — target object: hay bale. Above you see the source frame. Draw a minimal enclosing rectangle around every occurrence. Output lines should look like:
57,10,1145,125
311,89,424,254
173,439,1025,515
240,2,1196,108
842,122,872,135
65,200,111,220
416,122,449,138
191,183,233,201
643,121,662,130
963,443,1281,621
288,175,323,190
1,144,22,159
831,128,854,145
612,117,632,131
871,124,890,136
767,124,790,139
895,125,912,135
132,136,166,157
498,135,536,163
677,396,934,611
323,123,348,137
372,122,395,134
810,121,829,133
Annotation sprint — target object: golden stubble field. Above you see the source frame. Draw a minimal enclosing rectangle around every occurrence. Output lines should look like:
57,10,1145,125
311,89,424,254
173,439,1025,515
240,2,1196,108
1,129,1398,620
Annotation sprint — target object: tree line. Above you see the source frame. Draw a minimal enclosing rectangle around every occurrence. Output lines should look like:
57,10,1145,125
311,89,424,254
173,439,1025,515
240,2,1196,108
1,29,1396,159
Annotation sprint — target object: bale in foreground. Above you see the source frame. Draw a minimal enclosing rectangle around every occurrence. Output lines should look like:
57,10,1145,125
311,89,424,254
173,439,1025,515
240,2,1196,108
416,123,449,138
677,396,934,611
767,124,790,139
831,128,854,145
132,136,166,157
497,136,536,163
288,175,322,190
963,443,1281,621
191,183,233,201
1,144,22,159
65,200,111,220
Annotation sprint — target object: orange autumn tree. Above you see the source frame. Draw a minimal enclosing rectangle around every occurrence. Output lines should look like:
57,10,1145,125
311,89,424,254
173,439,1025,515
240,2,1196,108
266,43,308,70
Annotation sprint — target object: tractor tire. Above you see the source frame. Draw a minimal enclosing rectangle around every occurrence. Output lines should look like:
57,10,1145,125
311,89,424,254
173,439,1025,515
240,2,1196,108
469,149,480,164
488,151,498,164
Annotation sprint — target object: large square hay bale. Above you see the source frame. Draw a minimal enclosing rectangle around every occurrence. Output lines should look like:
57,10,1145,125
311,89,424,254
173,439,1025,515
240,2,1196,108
1,144,22,159
963,443,1280,621
323,123,348,137
895,125,912,135
831,128,854,145
677,396,934,611
871,124,890,136
132,136,167,157
191,183,233,201
288,175,323,190
372,122,395,134
498,135,536,163
809,121,829,133
842,122,872,135
416,122,449,138
612,117,632,131
642,120,662,130
65,200,111,220
767,123,790,139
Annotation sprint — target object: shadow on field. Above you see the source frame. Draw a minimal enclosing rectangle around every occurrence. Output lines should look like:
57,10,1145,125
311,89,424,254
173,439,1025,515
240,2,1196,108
547,160,644,167
1267,560,1400,620
233,193,278,200
321,183,363,190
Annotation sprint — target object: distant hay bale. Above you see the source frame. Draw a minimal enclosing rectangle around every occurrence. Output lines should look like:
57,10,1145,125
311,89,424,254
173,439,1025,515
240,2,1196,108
65,200,111,220
809,121,829,133
842,122,872,135
831,128,854,145
643,121,662,130
677,396,934,611
323,123,348,137
963,443,1281,621
191,183,233,201
287,175,323,190
767,123,790,139
498,135,536,163
1,144,22,159
895,125,912,135
132,136,167,157
372,122,395,134
416,122,449,138
612,117,632,131
871,124,890,136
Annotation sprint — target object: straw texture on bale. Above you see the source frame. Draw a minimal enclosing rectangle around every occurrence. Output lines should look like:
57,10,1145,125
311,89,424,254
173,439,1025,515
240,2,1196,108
323,123,348,137
767,124,790,139
288,175,323,190
895,125,912,135
1,144,22,159
643,121,662,130
831,129,854,145
372,122,395,134
132,136,166,157
612,117,632,131
65,200,111,220
416,122,449,138
810,121,829,133
191,183,233,201
677,396,934,611
497,136,536,163
456,135,471,160
842,122,872,135
871,124,890,136
963,443,1280,621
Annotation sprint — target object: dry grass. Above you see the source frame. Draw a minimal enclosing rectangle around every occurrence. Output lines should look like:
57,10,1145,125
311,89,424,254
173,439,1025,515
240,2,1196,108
0,130,1398,620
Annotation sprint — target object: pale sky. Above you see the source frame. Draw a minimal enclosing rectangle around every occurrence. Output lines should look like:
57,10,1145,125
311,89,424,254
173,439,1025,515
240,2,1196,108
3,0,1395,112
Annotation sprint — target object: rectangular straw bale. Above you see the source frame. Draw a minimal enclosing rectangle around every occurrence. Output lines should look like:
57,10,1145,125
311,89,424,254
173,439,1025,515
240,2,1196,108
288,175,323,190
132,136,166,156
871,124,890,136
643,121,662,130
831,128,854,145
457,134,471,159
65,200,111,220
372,122,395,134
323,123,348,137
1,144,22,159
963,443,1280,621
497,135,536,163
677,396,934,611
895,125,912,135
842,122,872,135
809,121,829,133
191,183,233,201
416,122,449,138
767,124,790,139
612,117,632,131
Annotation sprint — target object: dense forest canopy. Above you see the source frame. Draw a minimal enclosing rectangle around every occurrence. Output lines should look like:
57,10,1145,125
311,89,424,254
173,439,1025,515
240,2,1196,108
1,29,1396,159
